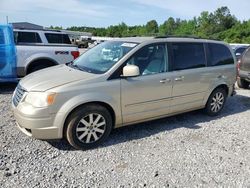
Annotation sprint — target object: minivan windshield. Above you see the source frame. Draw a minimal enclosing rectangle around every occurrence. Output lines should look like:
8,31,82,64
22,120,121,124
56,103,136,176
72,41,138,74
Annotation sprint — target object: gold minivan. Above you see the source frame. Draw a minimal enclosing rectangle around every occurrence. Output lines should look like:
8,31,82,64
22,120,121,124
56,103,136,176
12,37,236,149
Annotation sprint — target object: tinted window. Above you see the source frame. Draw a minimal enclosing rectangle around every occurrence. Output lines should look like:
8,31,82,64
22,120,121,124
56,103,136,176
45,33,71,44
171,43,206,71
0,30,4,44
126,44,167,75
235,47,248,54
208,43,234,66
15,32,42,43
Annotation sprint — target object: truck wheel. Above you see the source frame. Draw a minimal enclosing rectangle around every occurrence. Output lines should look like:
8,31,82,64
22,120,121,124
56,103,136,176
84,43,89,48
204,88,227,116
29,64,50,73
237,78,249,89
28,60,55,74
79,44,85,48
65,104,113,150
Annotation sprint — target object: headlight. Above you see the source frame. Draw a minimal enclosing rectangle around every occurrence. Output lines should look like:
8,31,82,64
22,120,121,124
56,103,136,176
25,92,57,107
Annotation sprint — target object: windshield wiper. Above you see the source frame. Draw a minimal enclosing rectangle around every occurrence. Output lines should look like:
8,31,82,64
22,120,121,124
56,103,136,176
67,63,85,71
66,62,96,74
65,61,73,65
72,64,82,71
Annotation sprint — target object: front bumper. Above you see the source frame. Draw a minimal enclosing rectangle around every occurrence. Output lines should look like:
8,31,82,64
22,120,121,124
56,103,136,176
12,102,62,140
239,70,250,82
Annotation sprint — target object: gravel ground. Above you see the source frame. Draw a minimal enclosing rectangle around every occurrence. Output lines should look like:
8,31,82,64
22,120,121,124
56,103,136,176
0,83,250,188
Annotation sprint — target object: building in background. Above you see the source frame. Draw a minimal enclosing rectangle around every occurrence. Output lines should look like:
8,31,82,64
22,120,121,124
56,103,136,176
11,22,44,30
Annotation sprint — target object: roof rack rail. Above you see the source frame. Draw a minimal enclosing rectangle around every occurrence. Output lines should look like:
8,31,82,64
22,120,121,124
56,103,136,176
13,27,62,32
155,35,201,39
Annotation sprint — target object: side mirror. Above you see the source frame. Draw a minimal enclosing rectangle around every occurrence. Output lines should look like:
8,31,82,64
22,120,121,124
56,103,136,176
122,65,140,77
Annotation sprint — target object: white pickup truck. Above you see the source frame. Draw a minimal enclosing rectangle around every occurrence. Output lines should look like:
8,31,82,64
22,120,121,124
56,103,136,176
14,29,79,77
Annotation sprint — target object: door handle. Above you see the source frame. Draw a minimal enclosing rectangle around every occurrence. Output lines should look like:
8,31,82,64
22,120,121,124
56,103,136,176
175,76,184,81
160,78,171,83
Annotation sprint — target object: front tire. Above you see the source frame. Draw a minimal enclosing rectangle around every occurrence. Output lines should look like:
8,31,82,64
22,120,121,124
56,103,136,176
237,78,249,89
65,104,113,150
204,88,227,116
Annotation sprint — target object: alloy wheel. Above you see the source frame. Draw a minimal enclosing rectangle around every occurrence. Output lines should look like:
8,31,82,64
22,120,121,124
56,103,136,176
210,92,224,113
76,113,106,143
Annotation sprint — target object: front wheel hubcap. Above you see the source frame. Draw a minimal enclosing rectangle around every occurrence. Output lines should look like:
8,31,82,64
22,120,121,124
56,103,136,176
76,113,106,143
210,92,224,113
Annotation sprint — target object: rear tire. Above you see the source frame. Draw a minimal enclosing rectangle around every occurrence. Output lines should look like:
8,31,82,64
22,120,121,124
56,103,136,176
237,78,249,89
204,88,227,116
65,104,113,150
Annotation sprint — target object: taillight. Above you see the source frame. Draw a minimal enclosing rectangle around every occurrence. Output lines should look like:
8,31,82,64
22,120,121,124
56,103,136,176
237,59,241,75
71,51,80,59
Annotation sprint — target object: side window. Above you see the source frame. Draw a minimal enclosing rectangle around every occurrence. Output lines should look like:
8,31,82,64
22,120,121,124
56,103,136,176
208,43,234,66
16,32,42,43
127,44,167,75
171,43,206,71
0,29,5,44
45,33,71,44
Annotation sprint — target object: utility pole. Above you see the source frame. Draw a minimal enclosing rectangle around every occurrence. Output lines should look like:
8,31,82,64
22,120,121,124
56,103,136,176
6,16,8,24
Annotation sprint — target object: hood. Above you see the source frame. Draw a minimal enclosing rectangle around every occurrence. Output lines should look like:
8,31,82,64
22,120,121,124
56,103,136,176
19,64,96,92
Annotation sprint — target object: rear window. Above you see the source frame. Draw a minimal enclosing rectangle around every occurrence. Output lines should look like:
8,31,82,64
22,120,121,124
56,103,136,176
208,43,234,66
14,31,42,44
45,33,71,44
235,47,248,54
171,43,206,71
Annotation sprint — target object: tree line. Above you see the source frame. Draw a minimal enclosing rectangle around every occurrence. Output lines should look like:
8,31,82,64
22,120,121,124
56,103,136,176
50,7,250,43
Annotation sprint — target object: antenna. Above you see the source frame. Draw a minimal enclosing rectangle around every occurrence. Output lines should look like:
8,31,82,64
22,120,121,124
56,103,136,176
6,16,9,24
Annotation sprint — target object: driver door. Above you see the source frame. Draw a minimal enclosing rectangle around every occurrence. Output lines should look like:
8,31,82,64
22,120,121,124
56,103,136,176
121,43,173,124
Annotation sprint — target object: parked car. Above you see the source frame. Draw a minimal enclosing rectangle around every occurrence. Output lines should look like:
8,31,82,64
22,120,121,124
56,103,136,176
234,46,249,61
13,28,79,77
237,47,250,89
12,37,236,149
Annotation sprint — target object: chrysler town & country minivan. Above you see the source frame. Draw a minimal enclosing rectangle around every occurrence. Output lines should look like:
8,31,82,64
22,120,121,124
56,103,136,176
12,37,236,149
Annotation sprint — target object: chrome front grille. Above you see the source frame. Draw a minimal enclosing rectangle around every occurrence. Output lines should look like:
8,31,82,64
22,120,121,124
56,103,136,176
13,85,26,107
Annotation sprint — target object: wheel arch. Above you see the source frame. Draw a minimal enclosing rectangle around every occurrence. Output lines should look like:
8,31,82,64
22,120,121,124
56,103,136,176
26,57,58,74
203,83,229,106
213,84,229,95
62,101,116,138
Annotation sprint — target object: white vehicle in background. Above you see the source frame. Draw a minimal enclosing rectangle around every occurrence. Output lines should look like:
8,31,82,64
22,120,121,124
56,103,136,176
92,36,118,45
230,43,250,50
14,29,79,77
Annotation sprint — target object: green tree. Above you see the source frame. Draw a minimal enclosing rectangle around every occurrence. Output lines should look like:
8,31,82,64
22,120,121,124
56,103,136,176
63,6,246,43
146,20,159,35
159,17,176,35
174,20,197,36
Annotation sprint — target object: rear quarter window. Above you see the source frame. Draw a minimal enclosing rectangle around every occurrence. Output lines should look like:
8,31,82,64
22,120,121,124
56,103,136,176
208,43,234,66
45,33,71,44
15,31,42,44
